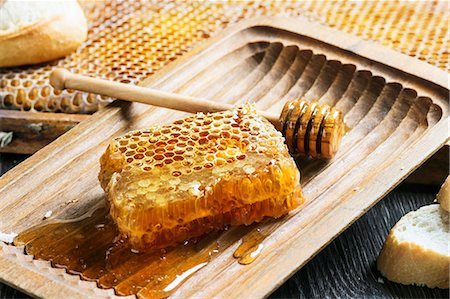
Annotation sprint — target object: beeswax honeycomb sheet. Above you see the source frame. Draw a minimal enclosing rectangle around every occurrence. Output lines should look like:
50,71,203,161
0,0,448,114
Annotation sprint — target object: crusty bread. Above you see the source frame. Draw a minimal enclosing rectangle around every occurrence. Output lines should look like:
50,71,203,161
437,176,450,212
0,0,87,67
377,204,449,289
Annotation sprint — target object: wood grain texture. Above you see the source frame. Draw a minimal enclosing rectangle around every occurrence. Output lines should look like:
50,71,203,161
0,17,448,298
0,110,88,154
404,145,449,186
270,185,449,299
0,154,448,299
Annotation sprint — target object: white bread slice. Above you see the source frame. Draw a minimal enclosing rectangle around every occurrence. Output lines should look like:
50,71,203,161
0,0,87,67
437,176,450,212
377,204,449,289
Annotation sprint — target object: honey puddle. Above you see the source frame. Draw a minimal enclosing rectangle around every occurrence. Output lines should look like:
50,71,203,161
233,229,268,265
13,206,267,298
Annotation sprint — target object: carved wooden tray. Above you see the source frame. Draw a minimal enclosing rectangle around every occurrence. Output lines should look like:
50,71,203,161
0,17,448,298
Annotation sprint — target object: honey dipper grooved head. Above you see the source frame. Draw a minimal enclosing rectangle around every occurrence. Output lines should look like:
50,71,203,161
279,99,344,159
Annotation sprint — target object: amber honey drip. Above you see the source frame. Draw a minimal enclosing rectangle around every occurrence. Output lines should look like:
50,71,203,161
14,206,254,298
233,229,268,265
14,207,272,297
13,202,278,297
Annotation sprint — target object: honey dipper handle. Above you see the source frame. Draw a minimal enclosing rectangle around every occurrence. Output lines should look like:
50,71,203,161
50,69,279,124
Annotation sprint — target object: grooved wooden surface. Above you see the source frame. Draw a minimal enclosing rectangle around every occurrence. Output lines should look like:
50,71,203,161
0,18,448,299
0,154,448,298
1,0,448,154
270,185,449,299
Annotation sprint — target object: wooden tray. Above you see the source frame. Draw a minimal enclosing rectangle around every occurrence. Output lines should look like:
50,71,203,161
0,17,448,298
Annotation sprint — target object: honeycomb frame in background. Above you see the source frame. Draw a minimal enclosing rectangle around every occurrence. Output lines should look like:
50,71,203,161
0,0,448,114
99,105,303,250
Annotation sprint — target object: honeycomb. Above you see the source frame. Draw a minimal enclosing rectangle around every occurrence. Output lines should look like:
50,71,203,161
99,104,304,251
0,1,448,114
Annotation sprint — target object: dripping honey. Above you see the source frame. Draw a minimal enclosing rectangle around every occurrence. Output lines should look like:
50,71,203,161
13,205,270,298
233,228,268,265
14,207,226,298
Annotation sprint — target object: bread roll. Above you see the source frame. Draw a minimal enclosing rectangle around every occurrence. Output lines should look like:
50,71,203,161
377,204,449,289
437,176,450,212
0,0,87,67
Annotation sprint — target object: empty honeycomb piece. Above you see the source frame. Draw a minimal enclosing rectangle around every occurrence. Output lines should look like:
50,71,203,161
99,104,304,251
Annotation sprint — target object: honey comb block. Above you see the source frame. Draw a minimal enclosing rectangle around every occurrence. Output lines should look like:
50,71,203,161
99,105,304,251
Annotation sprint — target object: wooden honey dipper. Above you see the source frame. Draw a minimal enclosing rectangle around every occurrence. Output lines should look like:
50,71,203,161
50,69,344,159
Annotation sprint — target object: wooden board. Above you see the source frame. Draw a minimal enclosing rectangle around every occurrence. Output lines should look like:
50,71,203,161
0,111,88,154
3,1,447,157
0,17,448,298
404,144,449,186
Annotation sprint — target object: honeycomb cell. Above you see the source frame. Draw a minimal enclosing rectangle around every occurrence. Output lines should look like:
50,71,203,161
99,104,304,251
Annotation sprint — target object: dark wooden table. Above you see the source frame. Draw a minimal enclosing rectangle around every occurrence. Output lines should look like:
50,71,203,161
0,152,448,299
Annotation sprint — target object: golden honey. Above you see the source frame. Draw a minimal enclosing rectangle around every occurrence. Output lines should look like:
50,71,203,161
233,228,268,265
13,207,218,298
99,104,304,251
13,206,265,298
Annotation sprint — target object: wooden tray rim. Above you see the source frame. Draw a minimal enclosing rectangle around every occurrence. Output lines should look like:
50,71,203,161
0,16,448,299
141,16,448,94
